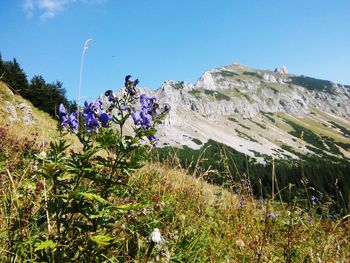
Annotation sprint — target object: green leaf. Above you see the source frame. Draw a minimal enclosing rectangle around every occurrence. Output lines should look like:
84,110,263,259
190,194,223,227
78,192,108,204
58,173,75,181
90,235,112,246
34,239,56,252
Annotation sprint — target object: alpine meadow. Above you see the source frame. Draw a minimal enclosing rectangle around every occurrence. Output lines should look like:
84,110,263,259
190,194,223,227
1,0,350,262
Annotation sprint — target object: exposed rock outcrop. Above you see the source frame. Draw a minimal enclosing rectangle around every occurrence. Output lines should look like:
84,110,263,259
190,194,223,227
18,102,35,125
5,101,18,122
153,64,350,120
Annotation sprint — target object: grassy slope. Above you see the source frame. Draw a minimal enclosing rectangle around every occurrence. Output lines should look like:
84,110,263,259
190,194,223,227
0,81,80,153
1,81,349,261
135,163,350,262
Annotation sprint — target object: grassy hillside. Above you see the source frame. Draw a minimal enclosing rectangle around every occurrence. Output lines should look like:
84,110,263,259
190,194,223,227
0,81,349,262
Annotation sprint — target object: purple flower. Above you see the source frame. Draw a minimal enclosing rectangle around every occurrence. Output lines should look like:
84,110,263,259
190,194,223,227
132,110,142,125
140,94,150,109
124,75,138,98
59,103,67,116
311,195,317,205
140,110,153,128
104,90,116,102
67,110,79,132
125,75,132,87
239,198,244,209
58,103,68,127
241,179,251,190
147,135,159,145
95,99,103,112
122,106,131,113
82,101,100,132
105,90,113,96
99,113,111,127
163,103,171,113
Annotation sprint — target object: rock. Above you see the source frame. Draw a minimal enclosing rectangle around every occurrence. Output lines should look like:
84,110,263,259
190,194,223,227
277,65,288,75
4,101,18,122
262,73,277,83
195,71,217,90
152,63,350,120
18,102,35,125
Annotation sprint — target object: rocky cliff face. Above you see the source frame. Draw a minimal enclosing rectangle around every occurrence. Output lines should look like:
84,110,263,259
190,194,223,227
154,63,350,119
149,63,350,161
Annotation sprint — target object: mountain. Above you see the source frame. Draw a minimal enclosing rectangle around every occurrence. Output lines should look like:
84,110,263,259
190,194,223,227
151,63,350,162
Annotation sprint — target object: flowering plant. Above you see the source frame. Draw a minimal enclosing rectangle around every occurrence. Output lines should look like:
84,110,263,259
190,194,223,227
31,76,169,261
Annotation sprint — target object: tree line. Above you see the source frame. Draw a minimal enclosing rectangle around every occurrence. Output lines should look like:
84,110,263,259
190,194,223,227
153,140,350,215
0,53,76,117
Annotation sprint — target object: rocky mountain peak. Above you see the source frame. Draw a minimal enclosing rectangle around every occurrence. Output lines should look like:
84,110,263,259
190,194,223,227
151,63,350,161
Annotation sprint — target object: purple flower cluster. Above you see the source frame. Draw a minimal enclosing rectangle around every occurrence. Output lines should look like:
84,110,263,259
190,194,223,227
131,94,157,129
130,94,161,144
105,90,116,103
58,75,170,146
82,100,112,132
58,104,79,132
125,75,139,97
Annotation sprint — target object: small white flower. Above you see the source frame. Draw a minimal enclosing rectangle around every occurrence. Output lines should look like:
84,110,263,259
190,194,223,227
150,228,165,244
39,151,47,158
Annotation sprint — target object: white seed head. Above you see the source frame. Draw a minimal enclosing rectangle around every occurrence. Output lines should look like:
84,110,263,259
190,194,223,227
150,228,164,244
39,151,47,158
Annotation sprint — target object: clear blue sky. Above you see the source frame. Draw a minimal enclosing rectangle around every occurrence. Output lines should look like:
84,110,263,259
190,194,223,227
1,0,349,101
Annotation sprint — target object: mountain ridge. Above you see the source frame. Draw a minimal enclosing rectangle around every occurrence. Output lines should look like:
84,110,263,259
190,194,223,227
148,63,350,161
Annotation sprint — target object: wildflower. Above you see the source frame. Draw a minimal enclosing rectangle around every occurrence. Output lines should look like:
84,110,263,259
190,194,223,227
82,101,100,132
140,94,150,109
163,103,171,113
121,106,131,113
149,228,165,245
39,151,47,158
67,110,79,132
239,198,244,209
99,112,111,127
124,75,138,97
58,103,68,127
311,195,318,205
132,109,153,129
268,211,277,219
105,90,116,102
140,94,157,112
241,179,251,190
140,110,153,128
124,75,132,87
131,110,142,125
147,134,159,145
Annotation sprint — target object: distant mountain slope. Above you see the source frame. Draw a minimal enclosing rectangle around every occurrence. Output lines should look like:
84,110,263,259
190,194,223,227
151,63,350,161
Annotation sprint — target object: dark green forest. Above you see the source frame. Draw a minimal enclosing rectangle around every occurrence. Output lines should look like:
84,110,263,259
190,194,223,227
0,53,75,116
153,140,350,215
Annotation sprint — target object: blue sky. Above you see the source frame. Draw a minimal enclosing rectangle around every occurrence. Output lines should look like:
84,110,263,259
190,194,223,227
1,0,349,101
